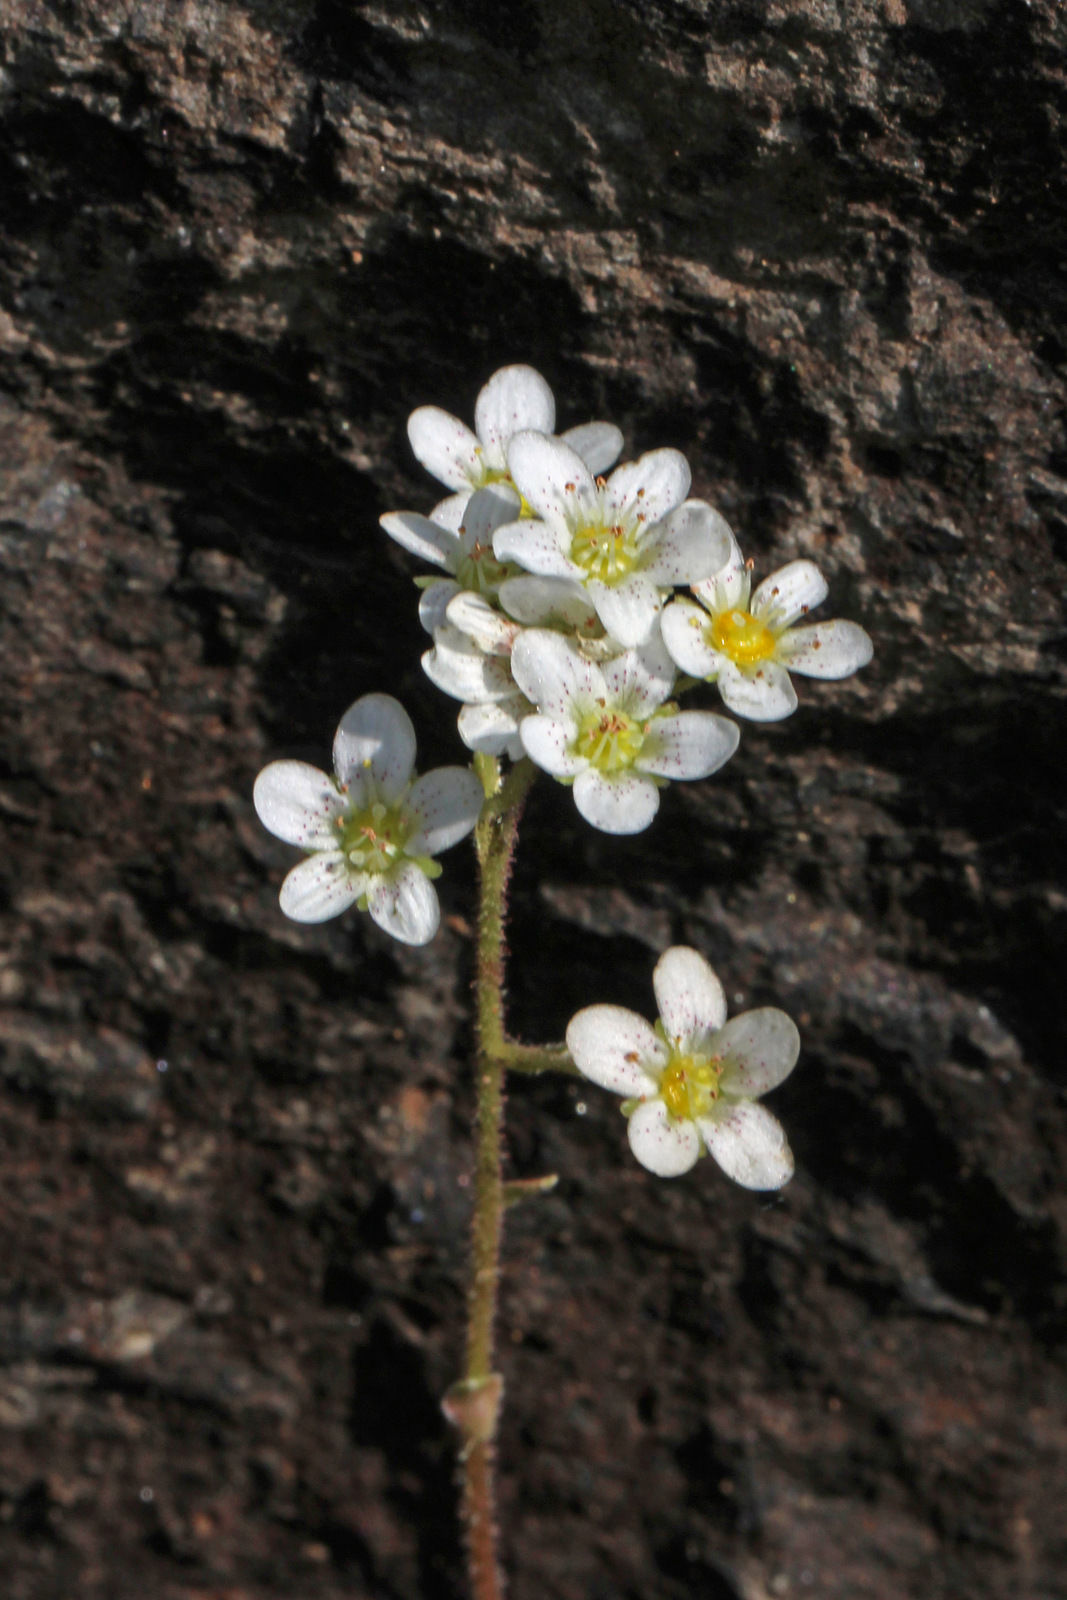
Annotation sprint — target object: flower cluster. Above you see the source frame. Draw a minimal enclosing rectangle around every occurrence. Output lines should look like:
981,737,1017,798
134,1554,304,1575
252,363,874,1192
382,364,872,834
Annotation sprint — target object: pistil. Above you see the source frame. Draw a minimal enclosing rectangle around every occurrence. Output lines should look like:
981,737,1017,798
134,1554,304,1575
570,520,639,584
712,608,777,666
574,708,645,772
659,1053,724,1120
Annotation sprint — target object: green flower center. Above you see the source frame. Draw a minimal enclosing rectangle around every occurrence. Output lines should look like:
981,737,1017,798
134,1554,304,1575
712,608,777,666
336,799,409,875
659,1052,723,1120
455,540,512,595
570,520,640,584
574,707,645,772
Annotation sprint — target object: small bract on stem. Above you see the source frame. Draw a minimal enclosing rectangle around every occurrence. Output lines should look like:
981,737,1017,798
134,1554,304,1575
250,363,874,1600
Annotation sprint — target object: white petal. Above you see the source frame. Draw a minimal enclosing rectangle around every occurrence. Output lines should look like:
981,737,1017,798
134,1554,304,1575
573,769,660,834
457,699,526,758
445,591,520,655
418,578,460,635
366,862,440,946
588,576,660,648
751,560,828,630
561,421,624,476
653,947,727,1047
422,635,516,703
458,483,522,548
603,449,691,527
474,366,555,469
510,630,602,718
715,1009,801,1097
660,599,725,678
492,518,578,578
776,620,873,679
333,694,417,798
407,407,482,491
600,640,674,715
565,1005,663,1095
691,524,748,613
429,492,470,532
498,575,598,631
627,1099,701,1177
697,1101,794,1190
253,761,344,848
278,852,362,923
637,710,739,780
379,509,457,569
505,430,599,534
639,500,734,585
716,660,798,722
631,617,683,684
404,767,484,856
519,714,586,776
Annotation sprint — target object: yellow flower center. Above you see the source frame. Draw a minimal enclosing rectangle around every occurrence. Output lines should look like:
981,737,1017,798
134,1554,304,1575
570,521,639,584
336,799,408,874
574,707,645,771
659,1053,723,1120
712,608,777,666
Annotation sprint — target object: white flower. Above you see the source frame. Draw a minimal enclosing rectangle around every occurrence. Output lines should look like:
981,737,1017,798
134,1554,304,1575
509,630,738,834
566,946,798,1186
493,431,732,647
253,694,483,944
661,525,873,721
380,484,520,634
406,364,623,525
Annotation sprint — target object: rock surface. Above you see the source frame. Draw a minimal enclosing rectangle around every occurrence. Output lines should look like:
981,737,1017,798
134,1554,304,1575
1,2,1065,1597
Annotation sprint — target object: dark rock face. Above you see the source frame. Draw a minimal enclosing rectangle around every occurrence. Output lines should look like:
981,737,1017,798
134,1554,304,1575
1,3,1065,1597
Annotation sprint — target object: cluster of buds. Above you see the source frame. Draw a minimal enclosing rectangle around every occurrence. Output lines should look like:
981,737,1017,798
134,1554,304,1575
253,366,874,1188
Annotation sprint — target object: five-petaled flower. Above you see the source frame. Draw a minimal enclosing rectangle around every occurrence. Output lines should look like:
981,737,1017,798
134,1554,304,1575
406,364,623,528
509,629,738,834
566,946,799,1186
493,431,733,647
253,694,483,945
661,524,873,721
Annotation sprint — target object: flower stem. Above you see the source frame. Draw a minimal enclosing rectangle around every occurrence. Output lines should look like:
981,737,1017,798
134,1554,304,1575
452,758,538,1600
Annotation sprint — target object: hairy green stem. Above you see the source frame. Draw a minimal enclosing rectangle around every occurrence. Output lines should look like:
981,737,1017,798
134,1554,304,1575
454,758,538,1600
497,1041,579,1076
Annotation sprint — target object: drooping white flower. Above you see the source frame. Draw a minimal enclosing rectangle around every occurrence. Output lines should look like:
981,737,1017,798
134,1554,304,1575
661,525,873,721
509,629,738,834
566,946,798,1186
493,431,732,648
253,694,483,944
406,364,624,525
380,484,521,634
